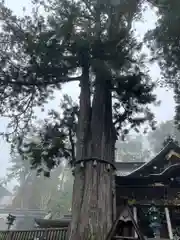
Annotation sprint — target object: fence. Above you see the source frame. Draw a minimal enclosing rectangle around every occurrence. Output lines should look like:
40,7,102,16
0,228,68,240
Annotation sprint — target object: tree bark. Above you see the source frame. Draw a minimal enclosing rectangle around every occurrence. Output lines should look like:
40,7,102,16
68,72,116,239
68,67,91,240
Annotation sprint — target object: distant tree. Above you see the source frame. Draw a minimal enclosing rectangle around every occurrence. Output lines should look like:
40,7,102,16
48,168,73,218
5,149,73,214
10,158,73,215
162,135,179,148
148,120,180,153
5,155,31,186
116,134,150,162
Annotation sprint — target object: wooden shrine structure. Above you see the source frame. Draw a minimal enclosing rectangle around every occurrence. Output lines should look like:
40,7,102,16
1,140,180,239
114,140,180,240
35,141,180,239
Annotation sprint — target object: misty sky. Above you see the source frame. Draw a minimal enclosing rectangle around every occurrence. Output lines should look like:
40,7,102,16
0,0,175,190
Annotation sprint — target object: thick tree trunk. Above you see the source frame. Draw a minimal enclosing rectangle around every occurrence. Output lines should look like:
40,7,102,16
68,67,91,240
68,72,116,239
82,77,115,239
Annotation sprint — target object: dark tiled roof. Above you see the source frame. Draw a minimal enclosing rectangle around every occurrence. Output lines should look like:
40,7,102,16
115,162,144,176
123,141,180,177
115,141,180,186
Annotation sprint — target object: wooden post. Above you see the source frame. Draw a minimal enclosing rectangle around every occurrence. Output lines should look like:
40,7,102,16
112,176,116,222
165,207,173,239
133,206,138,238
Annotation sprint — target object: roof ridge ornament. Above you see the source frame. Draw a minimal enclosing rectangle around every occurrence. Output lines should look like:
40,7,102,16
166,150,180,160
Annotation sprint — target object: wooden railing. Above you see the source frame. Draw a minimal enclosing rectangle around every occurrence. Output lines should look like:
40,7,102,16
0,228,68,240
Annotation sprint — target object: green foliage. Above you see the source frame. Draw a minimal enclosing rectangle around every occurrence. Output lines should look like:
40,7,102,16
145,0,180,129
13,94,78,175
146,0,180,79
0,0,158,173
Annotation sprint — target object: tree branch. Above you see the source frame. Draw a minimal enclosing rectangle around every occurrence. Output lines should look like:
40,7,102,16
0,75,81,86
68,127,76,163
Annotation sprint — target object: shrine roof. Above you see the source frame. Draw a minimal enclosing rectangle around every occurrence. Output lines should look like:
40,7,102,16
115,141,180,185
35,215,71,228
115,162,144,176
